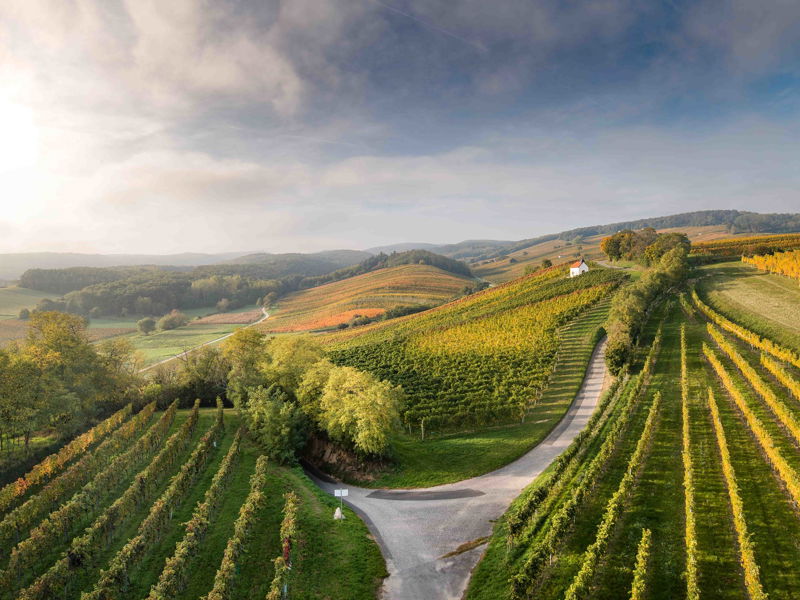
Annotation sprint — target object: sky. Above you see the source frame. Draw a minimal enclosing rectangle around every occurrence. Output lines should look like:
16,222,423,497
0,0,799,254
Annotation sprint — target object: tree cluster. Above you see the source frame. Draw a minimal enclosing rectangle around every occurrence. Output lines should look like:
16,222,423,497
600,228,690,265
0,312,141,453
604,246,689,374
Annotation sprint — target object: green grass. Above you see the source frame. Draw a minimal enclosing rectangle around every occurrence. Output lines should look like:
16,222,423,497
696,261,800,354
345,300,611,488
0,286,50,318
126,323,243,365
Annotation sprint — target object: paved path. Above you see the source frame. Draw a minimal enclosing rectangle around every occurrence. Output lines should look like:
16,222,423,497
309,338,609,600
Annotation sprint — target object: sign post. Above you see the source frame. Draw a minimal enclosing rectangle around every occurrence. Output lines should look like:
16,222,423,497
334,488,348,509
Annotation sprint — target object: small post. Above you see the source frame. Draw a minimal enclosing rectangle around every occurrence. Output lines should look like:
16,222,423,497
334,489,348,520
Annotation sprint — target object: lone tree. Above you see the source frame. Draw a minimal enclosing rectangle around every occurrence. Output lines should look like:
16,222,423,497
137,317,156,335
18,308,30,320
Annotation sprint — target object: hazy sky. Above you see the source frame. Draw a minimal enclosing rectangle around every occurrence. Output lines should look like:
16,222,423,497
1,1,799,254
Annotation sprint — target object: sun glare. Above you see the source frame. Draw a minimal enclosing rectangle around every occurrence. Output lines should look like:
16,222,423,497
0,99,39,172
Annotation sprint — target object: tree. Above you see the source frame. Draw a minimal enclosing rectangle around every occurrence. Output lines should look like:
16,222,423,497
18,308,30,320
246,384,308,463
261,336,325,393
296,359,335,421
179,347,229,405
317,366,403,456
137,317,156,335
216,298,231,313
221,328,267,408
157,309,188,331
541,259,553,269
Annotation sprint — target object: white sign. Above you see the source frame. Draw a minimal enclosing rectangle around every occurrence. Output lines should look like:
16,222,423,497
334,489,349,498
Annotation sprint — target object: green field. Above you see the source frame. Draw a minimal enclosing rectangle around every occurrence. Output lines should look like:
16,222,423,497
0,287,51,318
0,407,385,600
126,323,243,366
696,261,800,353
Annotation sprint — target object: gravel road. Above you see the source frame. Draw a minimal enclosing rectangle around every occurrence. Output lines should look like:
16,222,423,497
309,338,609,600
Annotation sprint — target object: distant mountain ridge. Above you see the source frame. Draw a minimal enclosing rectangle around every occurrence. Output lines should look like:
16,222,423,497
3,210,799,280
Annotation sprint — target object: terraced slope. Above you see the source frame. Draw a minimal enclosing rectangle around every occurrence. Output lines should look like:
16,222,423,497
258,263,472,333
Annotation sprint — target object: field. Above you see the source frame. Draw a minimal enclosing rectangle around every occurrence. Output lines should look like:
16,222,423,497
325,266,625,433
193,308,264,325
474,224,739,283
258,264,472,332
467,263,800,600
0,286,51,318
696,261,800,354
0,405,385,600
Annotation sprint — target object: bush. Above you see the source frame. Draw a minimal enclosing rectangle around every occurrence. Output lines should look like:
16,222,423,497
157,309,189,331
138,317,156,335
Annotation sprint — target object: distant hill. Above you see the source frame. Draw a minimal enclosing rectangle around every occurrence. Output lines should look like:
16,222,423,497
366,240,514,261
0,251,248,280
223,249,371,270
258,263,473,333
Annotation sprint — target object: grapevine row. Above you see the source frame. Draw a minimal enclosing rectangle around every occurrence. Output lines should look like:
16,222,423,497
17,401,203,600
743,249,800,281
509,324,662,547
201,455,269,600
702,343,800,506
629,528,651,600
707,388,767,600
0,401,155,555
509,325,663,598
681,325,699,600
0,403,132,517
691,289,800,369
563,391,661,600
707,323,800,447
0,401,177,593
506,377,623,538
146,427,243,600
760,353,800,402
86,400,225,600
266,491,300,600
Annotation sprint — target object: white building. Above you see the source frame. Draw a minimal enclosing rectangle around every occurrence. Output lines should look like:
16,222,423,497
569,258,589,277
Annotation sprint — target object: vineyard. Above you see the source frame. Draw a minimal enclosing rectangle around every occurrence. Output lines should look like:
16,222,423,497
691,232,800,257
466,277,800,599
258,263,472,332
743,249,800,281
0,403,384,600
325,266,626,431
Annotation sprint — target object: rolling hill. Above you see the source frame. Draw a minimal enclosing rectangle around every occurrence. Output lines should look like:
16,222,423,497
257,263,473,333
